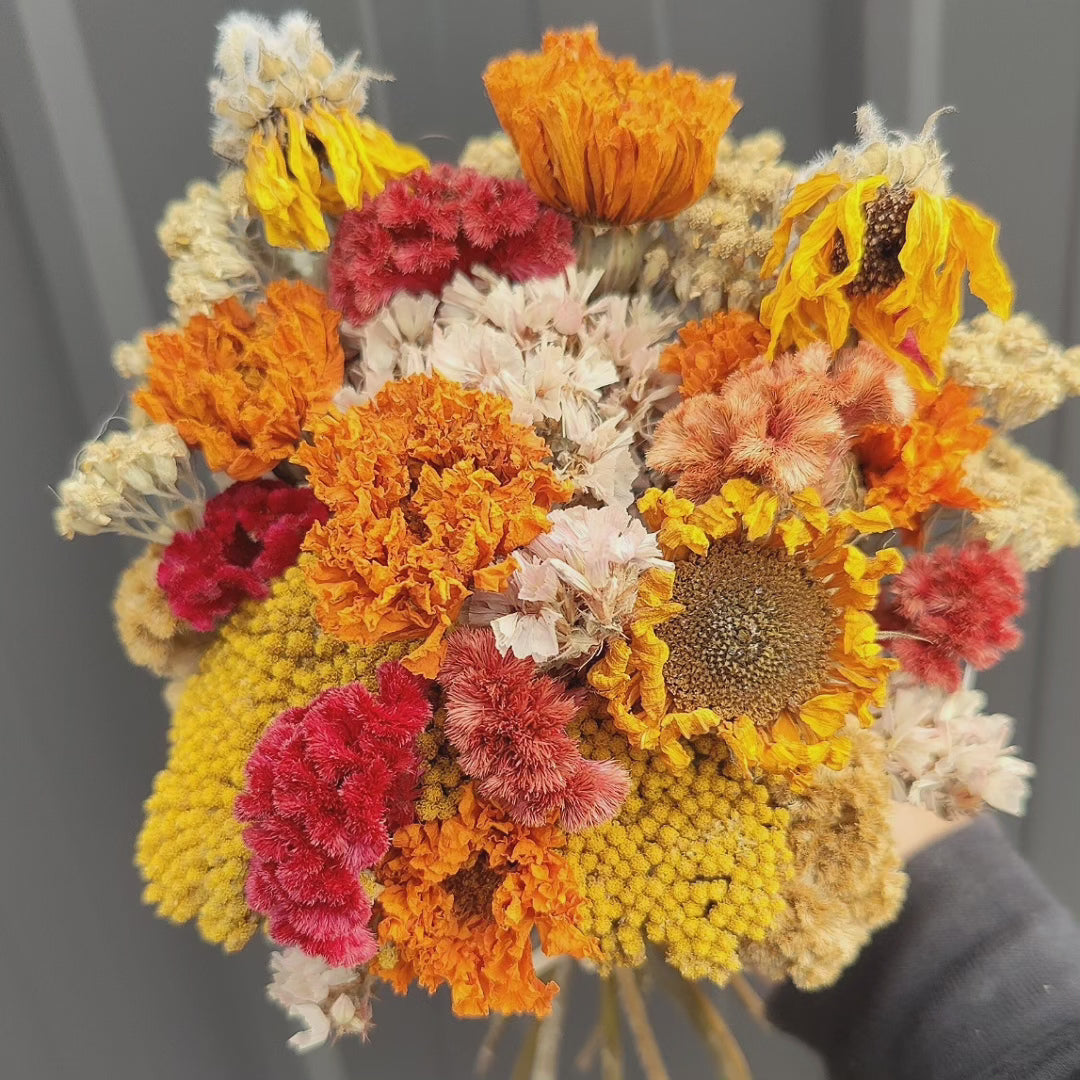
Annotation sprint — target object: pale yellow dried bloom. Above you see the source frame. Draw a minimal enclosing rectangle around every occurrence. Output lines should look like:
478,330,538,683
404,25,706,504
809,104,953,195
944,312,1080,429
964,434,1080,570
458,132,523,179
158,178,266,321
210,11,378,162
113,546,212,679
54,423,204,544
743,730,907,990
654,131,795,314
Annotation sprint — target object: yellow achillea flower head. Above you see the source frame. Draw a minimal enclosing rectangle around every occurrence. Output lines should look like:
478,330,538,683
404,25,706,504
210,12,427,250
760,112,1012,389
567,709,793,984
589,480,902,785
135,564,408,952
484,27,740,226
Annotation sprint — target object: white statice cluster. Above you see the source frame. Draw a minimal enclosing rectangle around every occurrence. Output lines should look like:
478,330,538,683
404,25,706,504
467,504,672,665
877,675,1035,819
53,423,204,544
210,11,378,161
266,947,374,1053
807,104,953,195
341,267,678,506
156,176,267,321
944,312,1080,429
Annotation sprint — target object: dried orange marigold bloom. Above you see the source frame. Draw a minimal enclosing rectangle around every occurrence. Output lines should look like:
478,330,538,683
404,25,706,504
484,27,740,226
376,785,597,1018
136,281,344,481
660,310,771,397
295,374,572,677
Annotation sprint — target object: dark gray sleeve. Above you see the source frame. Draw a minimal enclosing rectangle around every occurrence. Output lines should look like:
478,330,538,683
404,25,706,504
768,815,1080,1080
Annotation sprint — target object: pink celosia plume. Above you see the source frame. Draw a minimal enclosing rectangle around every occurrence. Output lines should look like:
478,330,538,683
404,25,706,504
236,663,432,966
439,628,629,830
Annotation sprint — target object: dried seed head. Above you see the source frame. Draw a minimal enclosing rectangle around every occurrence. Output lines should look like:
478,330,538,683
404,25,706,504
830,185,915,296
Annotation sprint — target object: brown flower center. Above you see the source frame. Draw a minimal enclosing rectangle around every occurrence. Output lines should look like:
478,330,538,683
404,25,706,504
444,852,507,922
830,185,915,297
657,540,837,724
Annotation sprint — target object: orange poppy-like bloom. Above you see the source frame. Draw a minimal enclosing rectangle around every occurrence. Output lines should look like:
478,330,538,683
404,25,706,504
295,374,571,677
136,281,343,481
856,381,990,536
760,174,1013,389
659,310,771,397
376,785,598,1017
588,480,901,786
484,28,740,226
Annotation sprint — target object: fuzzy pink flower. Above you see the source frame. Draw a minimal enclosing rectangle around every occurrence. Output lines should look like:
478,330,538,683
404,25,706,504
439,628,629,830
328,165,575,324
647,342,913,503
881,541,1026,691
158,479,327,631
235,663,432,966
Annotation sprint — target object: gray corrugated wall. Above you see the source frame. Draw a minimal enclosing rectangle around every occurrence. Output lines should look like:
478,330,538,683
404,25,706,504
0,2,1076,1078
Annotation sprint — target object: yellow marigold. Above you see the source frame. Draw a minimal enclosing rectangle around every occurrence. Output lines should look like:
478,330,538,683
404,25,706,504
589,480,901,784
375,784,597,1018
295,373,572,678
743,730,907,989
136,281,344,481
135,564,407,952
484,27,739,226
760,173,1013,389
856,381,990,537
567,709,792,984
659,310,771,397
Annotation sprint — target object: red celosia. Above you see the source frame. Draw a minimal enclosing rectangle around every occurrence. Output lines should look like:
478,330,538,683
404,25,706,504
328,164,575,324
235,663,432,966
158,480,327,631
439,629,629,831
881,540,1025,691
648,342,912,503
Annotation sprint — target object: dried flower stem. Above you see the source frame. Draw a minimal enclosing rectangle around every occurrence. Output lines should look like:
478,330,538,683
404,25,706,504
613,968,671,1080
531,959,573,1080
510,1020,542,1080
599,975,625,1080
730,974,770,1030
660,965,753,1080
475,1014,511,1076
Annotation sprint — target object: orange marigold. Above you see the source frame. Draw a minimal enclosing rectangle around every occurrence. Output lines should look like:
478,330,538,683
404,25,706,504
136,282,343,481
660,310,772,397
295,374,571,677
856,381,990,536
484,27,740,226
376,784,597,1018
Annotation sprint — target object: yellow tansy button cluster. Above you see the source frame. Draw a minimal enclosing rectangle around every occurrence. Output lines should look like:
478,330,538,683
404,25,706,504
415,709,468,822
135,563,407,952
567,708,793,983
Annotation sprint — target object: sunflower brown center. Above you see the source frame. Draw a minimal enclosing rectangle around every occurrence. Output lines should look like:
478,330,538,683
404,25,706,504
830,185,915,296
657,540,837,724
444,852,507,922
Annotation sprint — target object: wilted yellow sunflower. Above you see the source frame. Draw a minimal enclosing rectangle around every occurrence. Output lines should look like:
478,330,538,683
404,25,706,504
588,480,902,786
210,12,427,250
760,121,1012,389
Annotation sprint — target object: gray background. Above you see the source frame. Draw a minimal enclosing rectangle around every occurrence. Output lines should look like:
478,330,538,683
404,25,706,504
2,1,1078,1078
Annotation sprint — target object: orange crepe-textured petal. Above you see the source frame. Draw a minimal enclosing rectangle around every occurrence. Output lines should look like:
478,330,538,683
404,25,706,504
484,27,739,225
295,374,572,676
376,785,597,1017
660,310,771,397
135,281,344,480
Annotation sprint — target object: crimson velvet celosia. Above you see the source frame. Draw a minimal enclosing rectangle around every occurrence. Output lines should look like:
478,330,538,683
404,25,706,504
328,164,575,324
440,629,630,831
158,480,327,631
235,662,432,966
880,540,1025,690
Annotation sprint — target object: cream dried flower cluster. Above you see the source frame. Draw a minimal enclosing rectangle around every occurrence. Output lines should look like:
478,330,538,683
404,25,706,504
647,131,796,314
54,423,204,543
210,11,376,161
877,676,1035,819
945,311,1080,429
458,132,524,180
